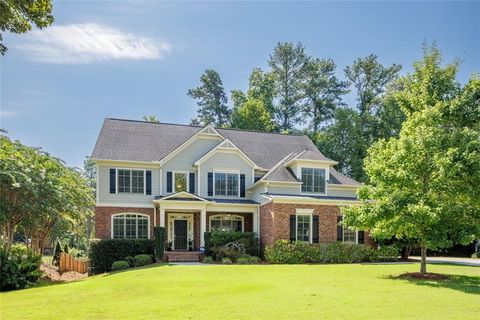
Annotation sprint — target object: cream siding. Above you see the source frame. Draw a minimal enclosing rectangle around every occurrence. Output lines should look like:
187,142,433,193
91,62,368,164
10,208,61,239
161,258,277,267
327,188,358,198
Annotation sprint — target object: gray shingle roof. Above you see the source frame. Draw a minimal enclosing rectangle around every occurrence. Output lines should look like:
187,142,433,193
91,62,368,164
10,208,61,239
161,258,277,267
329,168,362,186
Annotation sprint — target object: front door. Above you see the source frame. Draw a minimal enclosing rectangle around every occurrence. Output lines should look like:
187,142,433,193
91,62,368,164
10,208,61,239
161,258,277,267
174,220,188,250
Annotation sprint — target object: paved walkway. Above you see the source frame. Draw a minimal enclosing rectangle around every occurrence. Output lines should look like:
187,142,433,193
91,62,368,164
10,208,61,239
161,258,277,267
410,256,480,267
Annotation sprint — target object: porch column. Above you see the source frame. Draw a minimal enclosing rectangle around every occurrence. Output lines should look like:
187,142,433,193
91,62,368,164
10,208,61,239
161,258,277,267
253,209,259,235
159,207,166,228
200,208,206,247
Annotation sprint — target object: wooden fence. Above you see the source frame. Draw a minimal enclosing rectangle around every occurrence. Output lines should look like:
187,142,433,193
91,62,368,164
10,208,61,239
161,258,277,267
59,252,89,274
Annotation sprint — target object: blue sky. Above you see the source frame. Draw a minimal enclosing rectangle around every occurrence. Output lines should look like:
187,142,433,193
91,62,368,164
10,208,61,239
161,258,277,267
1,1,479,168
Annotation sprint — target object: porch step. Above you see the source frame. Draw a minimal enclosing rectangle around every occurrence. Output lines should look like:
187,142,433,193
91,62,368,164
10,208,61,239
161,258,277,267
164,251,203,262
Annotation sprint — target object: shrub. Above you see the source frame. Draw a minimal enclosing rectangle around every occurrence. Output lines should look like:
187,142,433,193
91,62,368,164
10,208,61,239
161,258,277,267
0,246,42,292
265,240,385,264
203,256,214,263
212,244,243,262
124,256,135,267
471,252,479,259
52,239,63,266
222,257,233,264
68,248,87,260
153,227,165,260
63,243,69,254
377,245,400,262
89,239,154,274
111,261,130,271
133,254,153,267
237,255,261,264
204,231,259,256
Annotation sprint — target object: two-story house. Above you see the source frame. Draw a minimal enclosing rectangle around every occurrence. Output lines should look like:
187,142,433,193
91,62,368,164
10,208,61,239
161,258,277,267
91,118,372,258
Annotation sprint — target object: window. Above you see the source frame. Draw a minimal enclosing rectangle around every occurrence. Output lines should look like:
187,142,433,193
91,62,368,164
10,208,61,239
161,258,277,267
214,172,239,197
174,172,188,192
118,169,144,194
343,228,357,243
112,214,149,239
301,168,325,193
296,214,311,242
209,215,243,232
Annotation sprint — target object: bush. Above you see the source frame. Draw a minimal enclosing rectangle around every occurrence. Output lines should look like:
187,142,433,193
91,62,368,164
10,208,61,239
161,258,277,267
377,245,400,262
68,248,87,260
222,257,233,264
237,255,261,264
203,256,214,264
265,240,392,264
133,254,153,267
89,239,154,274
111,260,130,271
471,252,479,259
124,256,135,267
204,231,259,256
153,227,165,260
212,244,243,262
0,246,42,292
52,239,63,266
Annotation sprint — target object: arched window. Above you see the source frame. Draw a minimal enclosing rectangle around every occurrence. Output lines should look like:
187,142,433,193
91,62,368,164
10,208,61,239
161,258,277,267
112,213,149,239
209,214,243,232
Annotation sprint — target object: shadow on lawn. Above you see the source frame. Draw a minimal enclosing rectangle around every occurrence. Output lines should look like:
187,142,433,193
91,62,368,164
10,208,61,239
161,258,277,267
102,262,171,277
388,273,480,295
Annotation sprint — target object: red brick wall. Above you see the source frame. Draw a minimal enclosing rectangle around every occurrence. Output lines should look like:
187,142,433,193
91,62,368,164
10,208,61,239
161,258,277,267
94,206,155,239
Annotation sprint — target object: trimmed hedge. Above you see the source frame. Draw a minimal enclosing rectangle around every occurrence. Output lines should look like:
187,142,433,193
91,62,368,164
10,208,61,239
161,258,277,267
265,240,399,264
133,254,153,267
89,239,154,274
111,261,130,271
204,231,259,256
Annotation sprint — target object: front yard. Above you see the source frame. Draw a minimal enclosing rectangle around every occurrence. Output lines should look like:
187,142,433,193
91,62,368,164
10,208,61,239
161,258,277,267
1,263,479,319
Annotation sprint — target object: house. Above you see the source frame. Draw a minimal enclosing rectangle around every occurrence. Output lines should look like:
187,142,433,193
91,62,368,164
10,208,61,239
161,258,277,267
91,118,373,259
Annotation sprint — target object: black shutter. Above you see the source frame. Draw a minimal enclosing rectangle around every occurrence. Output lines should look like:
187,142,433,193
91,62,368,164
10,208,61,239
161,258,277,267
146,170,152,195
312,215,319,243
336,216,343,241
109,168,116,194
207,172,213,196
358,231,365,244
289,215,296,242
166,171,172,193
240,174,245,197
189,172,195,194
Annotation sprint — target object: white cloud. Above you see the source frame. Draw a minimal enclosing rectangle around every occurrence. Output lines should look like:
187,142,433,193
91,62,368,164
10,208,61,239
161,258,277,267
0,110,19,119
17,23,171,64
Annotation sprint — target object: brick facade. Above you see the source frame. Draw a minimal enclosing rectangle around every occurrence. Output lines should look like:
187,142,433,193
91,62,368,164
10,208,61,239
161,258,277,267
94,206,155,239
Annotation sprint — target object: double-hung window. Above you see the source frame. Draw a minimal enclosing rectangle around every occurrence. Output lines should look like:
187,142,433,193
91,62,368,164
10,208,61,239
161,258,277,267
112,214,149,239
301,168,326,193
296,214,311,242
118,169,144,194
214,172,239,197
174,172,188,192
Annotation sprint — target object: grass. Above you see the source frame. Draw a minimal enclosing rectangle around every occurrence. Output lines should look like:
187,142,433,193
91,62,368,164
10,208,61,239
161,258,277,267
1,263,479,319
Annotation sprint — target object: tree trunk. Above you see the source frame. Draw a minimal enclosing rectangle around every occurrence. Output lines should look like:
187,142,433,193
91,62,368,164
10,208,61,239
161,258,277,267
420,245,427,274
401,246,410,260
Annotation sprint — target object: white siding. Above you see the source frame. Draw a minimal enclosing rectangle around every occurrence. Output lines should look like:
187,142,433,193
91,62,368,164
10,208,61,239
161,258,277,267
199,151,254,198
162,137,220,195
267,184,301,195
97,164,159,206
327,188,358,198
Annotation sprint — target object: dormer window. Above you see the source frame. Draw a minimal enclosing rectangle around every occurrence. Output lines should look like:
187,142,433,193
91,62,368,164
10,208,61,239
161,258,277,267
301,168,325,193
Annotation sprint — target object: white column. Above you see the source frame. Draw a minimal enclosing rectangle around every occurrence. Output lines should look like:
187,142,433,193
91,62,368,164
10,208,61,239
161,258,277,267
200,208,206,247
160,207,166,228
253,209,259,235
153,206,157,227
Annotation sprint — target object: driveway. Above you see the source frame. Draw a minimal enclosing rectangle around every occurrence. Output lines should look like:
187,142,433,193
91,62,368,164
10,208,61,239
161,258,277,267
410,256,480,267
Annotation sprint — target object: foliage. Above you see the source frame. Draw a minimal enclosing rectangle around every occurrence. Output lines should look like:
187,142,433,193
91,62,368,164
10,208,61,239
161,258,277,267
0,245,42,291
204,231,259,256
142,115,160,123
268,42,309,131
111,260,130,272
124,256,135,267
0,134,94,253
302,58,349,133
188,69,230,127
63,243,69,254
133,254,153,267
202,256,214,263
377,245,401,262
153,227,165,260
264,240,398,264
211,242,245,262
236,254,261,264
0,0,54,55
68,247,87,259
89,239,154,274
221,257,233,264
343,45,480,274
52,239,62,266
230,98,275,131
471,252,479,259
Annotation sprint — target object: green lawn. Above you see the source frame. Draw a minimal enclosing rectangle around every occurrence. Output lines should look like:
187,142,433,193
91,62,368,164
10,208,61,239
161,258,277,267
1,263,479,319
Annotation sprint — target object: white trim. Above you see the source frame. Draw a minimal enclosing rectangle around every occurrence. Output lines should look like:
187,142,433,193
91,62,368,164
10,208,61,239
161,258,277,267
167,212,195,250
96,203,155,208
296,208,314,214
95,164,100,205
343,228,359,244
295,211,313,244
194,138,259,169
172,171,189,193
111,213,151,239
93,158,161,166
285,155,338,167
299,167,327,196
158,191,211,202
263,195,360,206
116,168,146,195
159,125,224,165
208,214,244,232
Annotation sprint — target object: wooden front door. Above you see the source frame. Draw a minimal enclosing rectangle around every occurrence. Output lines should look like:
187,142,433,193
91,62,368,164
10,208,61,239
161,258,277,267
174,220,188,250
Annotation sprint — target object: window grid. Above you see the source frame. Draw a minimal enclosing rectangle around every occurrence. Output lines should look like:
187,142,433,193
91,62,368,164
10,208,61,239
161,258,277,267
301,168,325,194
131,170,144,194
210,215,243,232
343,228,357,243
296,214,310,242
215,173,239,197
117,169,144,194
112,214,149,239
118,169,131,193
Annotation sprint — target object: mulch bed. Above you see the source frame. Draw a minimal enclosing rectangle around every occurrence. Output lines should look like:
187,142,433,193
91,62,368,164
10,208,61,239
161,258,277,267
40,262,88,282
396,272,451,281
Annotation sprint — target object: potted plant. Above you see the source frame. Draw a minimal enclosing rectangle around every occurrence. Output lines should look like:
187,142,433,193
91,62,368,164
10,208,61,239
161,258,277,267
188,239,194,251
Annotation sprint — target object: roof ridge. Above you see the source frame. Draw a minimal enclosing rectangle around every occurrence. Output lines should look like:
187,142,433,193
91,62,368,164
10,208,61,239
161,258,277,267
106,118,203,128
